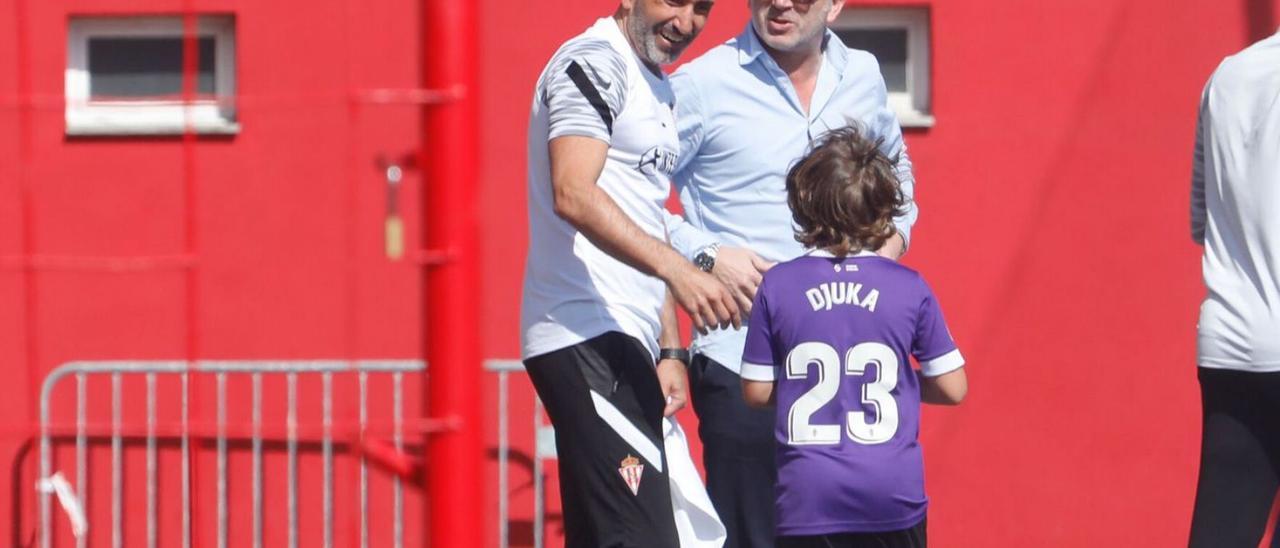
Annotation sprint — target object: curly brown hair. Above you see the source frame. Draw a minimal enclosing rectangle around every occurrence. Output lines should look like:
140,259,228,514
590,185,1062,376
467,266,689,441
785,125,906,257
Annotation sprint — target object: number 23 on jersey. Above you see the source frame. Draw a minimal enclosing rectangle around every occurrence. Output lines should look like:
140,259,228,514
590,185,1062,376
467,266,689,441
786,341,900,446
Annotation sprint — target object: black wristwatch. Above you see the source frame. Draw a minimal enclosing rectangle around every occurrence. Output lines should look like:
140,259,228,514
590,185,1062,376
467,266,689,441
693,243,720,272
658,348,691,366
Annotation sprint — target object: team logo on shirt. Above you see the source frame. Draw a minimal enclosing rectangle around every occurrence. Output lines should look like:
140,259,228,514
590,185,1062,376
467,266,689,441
638,146,678,177
618,454,644,495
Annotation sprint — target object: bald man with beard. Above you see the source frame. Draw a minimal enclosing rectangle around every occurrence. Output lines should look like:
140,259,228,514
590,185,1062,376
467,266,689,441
520,0,737,545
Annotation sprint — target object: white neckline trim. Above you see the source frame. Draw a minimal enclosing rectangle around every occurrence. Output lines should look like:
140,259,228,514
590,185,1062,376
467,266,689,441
806,249,879,259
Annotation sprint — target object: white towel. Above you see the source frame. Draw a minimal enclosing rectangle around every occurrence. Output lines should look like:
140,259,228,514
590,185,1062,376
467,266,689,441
664,417,726,548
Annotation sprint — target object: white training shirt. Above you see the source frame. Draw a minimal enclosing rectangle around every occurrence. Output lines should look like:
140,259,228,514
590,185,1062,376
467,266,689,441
521,17,680,361
1191,29,1280,372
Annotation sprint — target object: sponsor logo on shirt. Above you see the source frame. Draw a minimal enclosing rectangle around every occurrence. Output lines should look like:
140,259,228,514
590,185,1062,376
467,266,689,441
638,146,678,177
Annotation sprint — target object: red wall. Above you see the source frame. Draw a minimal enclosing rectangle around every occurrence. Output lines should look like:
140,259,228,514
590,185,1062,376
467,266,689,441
2,0,1278,545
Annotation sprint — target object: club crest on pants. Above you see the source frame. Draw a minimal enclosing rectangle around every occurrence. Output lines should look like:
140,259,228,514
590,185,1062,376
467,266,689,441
618,454,643,495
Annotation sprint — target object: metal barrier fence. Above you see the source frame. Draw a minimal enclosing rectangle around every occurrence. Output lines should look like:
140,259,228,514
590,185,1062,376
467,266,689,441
37,359,553,548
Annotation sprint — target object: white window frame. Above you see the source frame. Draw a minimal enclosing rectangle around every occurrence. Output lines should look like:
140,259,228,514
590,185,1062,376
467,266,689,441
66,16,239,136
834,8,934,128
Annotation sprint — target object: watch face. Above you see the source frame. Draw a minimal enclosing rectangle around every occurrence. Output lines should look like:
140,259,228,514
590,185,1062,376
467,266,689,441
695,253,714,272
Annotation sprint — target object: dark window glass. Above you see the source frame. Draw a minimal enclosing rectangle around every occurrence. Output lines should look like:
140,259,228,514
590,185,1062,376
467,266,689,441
88,37,216,98
835,29,908,92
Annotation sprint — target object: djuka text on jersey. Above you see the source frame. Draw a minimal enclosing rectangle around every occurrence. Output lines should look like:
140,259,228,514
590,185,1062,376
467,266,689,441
804,282,881,313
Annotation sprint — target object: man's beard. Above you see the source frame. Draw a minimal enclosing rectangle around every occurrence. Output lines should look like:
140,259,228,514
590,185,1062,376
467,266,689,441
629,16,685,66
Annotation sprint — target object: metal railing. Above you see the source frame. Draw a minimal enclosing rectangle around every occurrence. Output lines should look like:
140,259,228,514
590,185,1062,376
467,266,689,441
36,358,552,548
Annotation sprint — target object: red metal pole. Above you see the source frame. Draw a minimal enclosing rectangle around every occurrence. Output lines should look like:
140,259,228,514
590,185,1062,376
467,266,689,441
1244,0,1277,43
422,0,483,547
180,9,203,548
14,6,41,543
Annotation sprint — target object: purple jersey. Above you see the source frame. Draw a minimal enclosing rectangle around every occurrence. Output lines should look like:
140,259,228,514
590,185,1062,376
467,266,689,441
741,250,964,536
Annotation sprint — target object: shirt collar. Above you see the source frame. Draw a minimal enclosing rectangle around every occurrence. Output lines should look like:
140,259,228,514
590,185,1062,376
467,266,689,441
735,22,768,65
593,16,664,79
806,249,879,259
735,22,850,74
593,17,632,53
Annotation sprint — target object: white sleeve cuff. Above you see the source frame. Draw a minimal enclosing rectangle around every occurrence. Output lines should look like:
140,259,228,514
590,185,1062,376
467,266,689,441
666,215,718,261
919,349,964,377
740,362,776,382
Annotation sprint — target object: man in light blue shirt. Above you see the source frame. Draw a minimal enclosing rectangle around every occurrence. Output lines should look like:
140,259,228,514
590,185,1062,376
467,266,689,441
666,0,919,545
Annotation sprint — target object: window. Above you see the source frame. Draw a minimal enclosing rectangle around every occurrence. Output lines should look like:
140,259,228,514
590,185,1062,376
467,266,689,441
833,8,933,128
66,16,238,136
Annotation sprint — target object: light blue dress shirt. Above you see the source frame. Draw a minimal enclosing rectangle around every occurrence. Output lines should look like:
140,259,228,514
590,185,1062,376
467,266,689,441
667,24,919,373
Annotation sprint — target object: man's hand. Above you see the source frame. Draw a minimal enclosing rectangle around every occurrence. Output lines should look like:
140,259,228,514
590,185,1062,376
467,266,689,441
877,232,906,260
656,358,689,416
663,262,741,334
712,246,774,313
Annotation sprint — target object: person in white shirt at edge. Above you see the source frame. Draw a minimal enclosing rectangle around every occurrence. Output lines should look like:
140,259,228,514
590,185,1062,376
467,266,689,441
519,0,739,546
1187,28,1280,548
663,0,919,545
